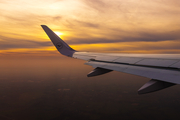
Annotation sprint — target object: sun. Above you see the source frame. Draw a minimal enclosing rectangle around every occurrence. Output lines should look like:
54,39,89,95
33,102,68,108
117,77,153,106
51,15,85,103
54,31,63,36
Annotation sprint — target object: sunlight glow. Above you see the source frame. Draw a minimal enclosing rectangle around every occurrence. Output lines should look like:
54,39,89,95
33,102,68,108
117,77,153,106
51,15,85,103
0,0,180,54
54,31,63,36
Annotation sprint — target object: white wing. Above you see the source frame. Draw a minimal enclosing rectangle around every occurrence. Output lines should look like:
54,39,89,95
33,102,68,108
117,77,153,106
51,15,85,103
41,25,179,94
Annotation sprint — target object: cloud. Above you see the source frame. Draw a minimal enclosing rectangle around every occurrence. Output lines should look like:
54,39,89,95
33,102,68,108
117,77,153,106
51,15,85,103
81,0,109,12
0,35,52,50
74,20,99,28
1,0,180,53
66,29,180,44
71,40,180,54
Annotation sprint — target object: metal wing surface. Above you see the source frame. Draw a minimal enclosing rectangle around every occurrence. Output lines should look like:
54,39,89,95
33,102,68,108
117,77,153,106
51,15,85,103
41,25,180,94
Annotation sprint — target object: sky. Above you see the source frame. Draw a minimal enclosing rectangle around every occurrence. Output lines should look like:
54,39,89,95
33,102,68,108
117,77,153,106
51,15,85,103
1,0,180,54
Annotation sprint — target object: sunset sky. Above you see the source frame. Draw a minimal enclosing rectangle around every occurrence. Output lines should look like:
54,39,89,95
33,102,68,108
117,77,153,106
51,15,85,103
1,1,180,119
1,0,180,54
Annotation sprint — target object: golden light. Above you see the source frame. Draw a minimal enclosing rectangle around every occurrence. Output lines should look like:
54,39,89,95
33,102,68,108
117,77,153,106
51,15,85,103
54,31,63,36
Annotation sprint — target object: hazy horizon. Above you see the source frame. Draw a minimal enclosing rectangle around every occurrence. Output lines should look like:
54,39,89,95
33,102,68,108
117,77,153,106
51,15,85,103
0,54,180,120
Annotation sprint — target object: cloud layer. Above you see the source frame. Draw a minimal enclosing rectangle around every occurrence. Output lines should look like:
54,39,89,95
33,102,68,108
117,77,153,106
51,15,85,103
0,0,180,53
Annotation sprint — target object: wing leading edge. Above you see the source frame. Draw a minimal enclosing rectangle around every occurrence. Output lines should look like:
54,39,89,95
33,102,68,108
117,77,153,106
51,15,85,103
41,25,179,94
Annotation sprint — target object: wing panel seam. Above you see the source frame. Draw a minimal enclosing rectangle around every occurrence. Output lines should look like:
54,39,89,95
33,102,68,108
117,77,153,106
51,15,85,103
89,60,180,71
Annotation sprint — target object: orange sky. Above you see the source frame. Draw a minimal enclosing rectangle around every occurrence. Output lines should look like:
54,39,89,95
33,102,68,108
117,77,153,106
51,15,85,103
0,0,180,55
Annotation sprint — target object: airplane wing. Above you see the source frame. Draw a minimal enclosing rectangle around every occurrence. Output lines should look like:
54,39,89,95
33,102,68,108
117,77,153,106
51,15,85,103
41,25,180,94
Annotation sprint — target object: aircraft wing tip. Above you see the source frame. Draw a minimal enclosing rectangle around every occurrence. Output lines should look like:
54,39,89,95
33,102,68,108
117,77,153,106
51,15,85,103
41,25,47,28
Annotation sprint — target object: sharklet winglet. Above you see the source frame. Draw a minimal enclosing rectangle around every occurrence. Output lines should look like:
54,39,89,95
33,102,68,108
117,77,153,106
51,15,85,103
41,25,76,57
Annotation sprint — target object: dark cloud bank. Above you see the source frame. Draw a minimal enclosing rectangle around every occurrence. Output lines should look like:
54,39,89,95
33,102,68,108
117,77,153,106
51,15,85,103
0,35,52,50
